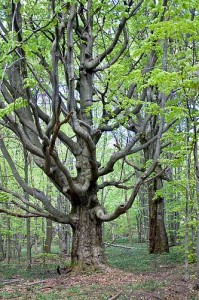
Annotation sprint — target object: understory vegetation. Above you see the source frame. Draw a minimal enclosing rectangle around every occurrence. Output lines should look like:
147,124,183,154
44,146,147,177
1,240,198,300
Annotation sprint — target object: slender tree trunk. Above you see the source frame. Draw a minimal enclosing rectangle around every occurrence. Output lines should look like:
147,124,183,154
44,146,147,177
34,233,39,254
2,160,12,261
196,208,199,289
124,191,133,244
6,230,11,263
71,202,105,271
167,162,180,246
168,210,180,246
184,119,191,281
0,232,5,261
57,194,71,255
109,223,116,242
136,214,141,243
26,217,31,268
6,204,11,263
58,224,71,255
14,234,22,263
193,117,199,289
24,149,32,268
148,177,169,253
184,164,190,281
136,187,148,243
126,211,133,244
194,165,199,289
43,219,53,253
43,182,53,253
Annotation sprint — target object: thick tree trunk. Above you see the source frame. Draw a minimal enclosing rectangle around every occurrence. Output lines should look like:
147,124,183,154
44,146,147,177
71,203,105,271
143,134,169,253
148,177,169,253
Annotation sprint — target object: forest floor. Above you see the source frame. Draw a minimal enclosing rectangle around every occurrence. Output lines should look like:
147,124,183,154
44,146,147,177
0,242,199,300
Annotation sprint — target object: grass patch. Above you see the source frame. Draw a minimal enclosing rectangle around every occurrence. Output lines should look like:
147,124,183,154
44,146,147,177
30,291,67,300
105,242,184,273
131,279,166,292
27,284,119,300
0,291,23,299
0,262,56,280
0,253,69,280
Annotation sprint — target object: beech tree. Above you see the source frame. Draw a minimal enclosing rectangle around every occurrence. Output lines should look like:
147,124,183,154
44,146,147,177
0,0,195,270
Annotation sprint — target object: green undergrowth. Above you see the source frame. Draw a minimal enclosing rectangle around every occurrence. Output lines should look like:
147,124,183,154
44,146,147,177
0,291,23,299
0,263,56,281
0,253,69,281
105,240,184,273
127,278,167,293
0,242,184,281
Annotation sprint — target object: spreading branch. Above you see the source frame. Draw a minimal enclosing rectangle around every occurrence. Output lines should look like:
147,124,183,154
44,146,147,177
85,0,144,70
95,112,165,221
0,138,71,224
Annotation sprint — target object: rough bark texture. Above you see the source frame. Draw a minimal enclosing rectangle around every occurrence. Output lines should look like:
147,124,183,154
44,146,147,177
71,202,105,271
148,177,169,253
143,133,169,254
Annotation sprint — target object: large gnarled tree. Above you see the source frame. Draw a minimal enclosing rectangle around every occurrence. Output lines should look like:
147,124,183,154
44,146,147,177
0,0,176,270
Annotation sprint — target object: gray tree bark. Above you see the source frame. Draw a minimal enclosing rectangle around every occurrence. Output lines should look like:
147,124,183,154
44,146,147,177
0,232,5,261
0,0,170,270
43,219,53,253
143,137,169,253
147,177,169,253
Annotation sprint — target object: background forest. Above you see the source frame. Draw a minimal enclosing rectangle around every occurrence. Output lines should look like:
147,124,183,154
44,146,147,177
0,0,199,299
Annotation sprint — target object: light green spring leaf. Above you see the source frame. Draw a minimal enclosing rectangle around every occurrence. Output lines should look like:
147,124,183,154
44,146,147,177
0,98,28,119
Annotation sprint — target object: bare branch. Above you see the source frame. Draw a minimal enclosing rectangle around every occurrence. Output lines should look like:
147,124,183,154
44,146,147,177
0,185,45,213
99,117,151,177
67,4,77,112
0,14,58,63
94,28,128,72
0,208,42,218
85,0,144,70
49,112,73,154
98,173,135,190
95,112,165,222
0,138,70,222
45,22,60,138
50,150,90,194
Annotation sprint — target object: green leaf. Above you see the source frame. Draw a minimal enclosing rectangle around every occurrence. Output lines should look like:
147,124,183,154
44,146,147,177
0,98,28,119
